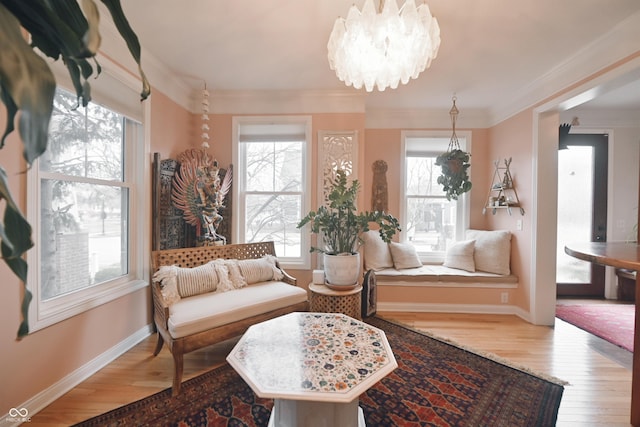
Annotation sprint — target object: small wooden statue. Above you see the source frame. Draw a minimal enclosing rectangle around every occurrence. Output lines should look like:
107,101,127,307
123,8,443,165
372,159,389,212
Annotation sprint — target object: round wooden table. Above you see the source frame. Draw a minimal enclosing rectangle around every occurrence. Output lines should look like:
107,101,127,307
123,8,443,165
565,241,640,426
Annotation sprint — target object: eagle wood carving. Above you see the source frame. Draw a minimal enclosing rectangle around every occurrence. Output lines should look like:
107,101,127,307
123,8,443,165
171,148,232,242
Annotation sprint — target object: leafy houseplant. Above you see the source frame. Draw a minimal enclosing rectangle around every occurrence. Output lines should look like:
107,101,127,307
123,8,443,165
297,170,401,255
435,149,472,201
0,0,150,338
436,96,472,201
298,170,400,287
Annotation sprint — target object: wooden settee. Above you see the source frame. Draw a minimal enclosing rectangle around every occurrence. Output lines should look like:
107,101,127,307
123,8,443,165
151,241,309,395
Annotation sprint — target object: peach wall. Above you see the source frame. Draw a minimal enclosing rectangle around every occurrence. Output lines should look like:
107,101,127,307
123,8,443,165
363,129,402,218
151,90,196,159
486,109,535,311
0,86,190,416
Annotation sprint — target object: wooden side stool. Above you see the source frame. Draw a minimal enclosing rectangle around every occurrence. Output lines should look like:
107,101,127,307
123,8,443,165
309,283,362,320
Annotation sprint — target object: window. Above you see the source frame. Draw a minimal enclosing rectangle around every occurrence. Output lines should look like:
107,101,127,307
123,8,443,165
233,116,312,269
401,131,471,263
27,66,147,331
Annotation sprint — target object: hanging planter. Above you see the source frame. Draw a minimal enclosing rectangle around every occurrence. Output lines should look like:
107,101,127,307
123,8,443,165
436,149,472,200
436,96,472,201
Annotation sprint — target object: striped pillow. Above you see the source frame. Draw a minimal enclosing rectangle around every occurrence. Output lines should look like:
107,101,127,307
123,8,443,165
238,255,283,284
175,262,219,297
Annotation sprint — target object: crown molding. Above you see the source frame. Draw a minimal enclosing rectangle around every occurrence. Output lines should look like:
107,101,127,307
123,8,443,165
96,5,640,128
198,90,366,115
365,108,491,129
489,10,640,126
97,5,192,110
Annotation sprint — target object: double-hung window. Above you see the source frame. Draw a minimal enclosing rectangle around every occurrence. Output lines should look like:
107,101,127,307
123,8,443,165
401,131,471,263
27,66,147,332
233,116,312,269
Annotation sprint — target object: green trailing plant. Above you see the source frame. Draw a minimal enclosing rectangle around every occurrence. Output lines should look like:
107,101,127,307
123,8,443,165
0,0,150,338
297,169,401,255
436,96,472,201
435,148,472,201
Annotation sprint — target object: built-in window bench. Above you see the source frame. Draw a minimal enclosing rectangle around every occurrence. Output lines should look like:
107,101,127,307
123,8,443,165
361,229,518,312
374,265,519,313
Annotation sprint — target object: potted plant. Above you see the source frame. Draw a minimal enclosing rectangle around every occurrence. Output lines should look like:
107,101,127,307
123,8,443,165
0,1,149,338
297,170,400,288
435,148,472,200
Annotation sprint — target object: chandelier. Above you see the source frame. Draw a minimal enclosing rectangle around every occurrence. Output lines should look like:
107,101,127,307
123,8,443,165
327,0,441,92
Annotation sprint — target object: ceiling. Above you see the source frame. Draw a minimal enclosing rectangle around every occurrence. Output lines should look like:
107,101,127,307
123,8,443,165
120,0,640,120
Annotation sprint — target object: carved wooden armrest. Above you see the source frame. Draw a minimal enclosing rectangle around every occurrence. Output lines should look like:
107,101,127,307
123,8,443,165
151,282,170,328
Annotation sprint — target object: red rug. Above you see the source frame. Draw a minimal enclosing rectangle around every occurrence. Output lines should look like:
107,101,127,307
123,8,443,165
72,317,564,427
556,304,635,352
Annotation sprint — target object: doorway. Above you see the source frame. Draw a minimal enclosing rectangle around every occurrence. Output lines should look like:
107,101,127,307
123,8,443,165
556,133,608,297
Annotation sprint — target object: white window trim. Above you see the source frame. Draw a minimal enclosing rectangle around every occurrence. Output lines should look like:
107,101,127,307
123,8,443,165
26,61,150,333
400,130,472,263
232,115,312,270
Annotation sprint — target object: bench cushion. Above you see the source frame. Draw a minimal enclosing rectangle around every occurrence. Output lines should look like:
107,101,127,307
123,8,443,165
168,281,308,338
375,265,518,284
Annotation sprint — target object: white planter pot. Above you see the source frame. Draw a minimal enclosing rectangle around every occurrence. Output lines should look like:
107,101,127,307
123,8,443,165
323,252,360,289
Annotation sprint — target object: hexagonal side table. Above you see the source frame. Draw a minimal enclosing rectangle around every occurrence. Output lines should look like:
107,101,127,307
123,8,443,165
309,283,362,320
227,312,397,427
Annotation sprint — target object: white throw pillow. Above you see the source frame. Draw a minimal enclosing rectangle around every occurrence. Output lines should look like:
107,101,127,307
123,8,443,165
152,265,181,305
211,259,234,292
443,240,476,272
361,230,394,271
389,242,422,269
465,229,511,275
224,259,248,290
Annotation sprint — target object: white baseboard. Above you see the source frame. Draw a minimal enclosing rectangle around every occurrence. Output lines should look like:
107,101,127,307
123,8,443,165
1,324,154,426
377,302,531,322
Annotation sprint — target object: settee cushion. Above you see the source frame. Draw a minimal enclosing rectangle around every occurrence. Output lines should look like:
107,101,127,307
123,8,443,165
167,281,308,339
465,229,511,275
389,242,422,269
361,230,394,271
443,239,476,272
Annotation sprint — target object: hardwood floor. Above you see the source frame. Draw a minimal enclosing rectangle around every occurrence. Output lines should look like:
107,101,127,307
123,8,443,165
28,311,633,426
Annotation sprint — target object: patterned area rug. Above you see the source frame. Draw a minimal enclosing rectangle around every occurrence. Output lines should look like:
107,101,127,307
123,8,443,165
73,317,564,427
556,303,635,352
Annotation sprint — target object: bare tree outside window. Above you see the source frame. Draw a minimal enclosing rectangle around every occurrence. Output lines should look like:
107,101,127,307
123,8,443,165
405,155,457,254
242,141,303,257
39,89,129,300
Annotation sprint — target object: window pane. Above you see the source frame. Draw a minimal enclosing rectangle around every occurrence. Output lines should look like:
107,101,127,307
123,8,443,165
245,142,302,192
40,179,129,300
556,146,593,283
245,194,302,257
406,156,445,197
42,88,124,181
406,197,457,253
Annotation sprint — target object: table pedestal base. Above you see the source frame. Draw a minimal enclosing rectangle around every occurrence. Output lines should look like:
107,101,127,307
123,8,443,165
267,398,365,427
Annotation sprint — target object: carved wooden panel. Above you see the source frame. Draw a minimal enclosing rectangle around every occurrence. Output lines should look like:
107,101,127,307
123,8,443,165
318,131,358,207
